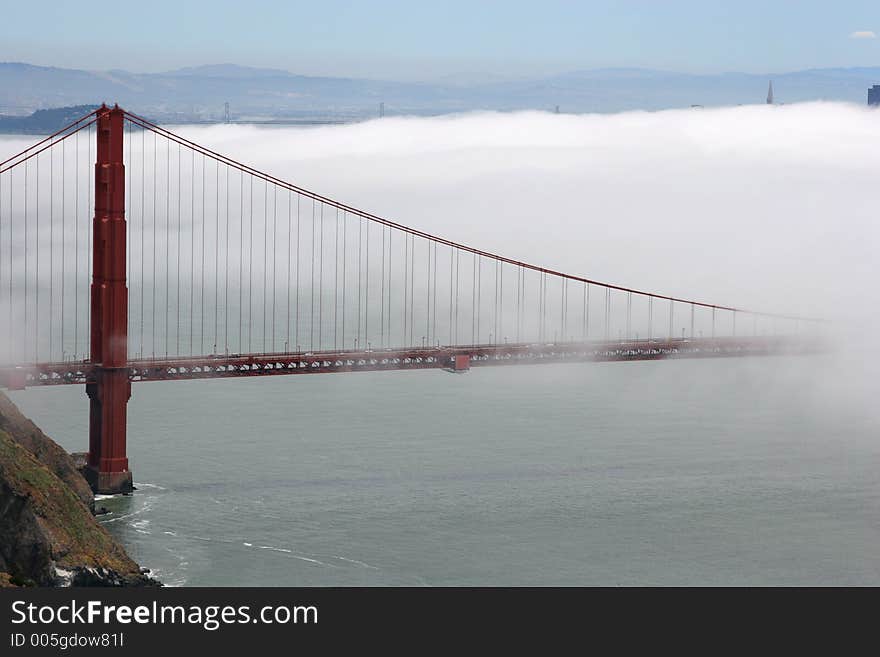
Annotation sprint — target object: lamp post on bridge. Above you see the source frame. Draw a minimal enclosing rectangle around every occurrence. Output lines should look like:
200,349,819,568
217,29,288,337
84,104,132,495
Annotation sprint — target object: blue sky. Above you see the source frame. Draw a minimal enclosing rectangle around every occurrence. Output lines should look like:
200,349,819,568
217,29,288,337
3,1,879,79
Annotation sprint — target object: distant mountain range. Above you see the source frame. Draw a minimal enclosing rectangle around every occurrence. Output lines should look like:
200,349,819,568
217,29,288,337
1,62,879,122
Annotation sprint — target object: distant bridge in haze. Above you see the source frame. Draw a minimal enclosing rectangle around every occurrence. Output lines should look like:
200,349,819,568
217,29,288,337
0,106,823,492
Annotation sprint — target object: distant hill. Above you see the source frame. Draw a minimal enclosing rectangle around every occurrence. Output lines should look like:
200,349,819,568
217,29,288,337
1,61,879,124
0,104,100,134
167,63,297,79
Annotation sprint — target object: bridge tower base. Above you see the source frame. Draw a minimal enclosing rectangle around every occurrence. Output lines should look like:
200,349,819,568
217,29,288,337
84,105,132,495
84,373,133,495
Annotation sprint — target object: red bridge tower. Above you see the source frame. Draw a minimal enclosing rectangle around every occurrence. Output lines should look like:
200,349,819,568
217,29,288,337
84,105,132,494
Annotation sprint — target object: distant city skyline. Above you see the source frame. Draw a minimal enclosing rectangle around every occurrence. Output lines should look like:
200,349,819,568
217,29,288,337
2,1,879,81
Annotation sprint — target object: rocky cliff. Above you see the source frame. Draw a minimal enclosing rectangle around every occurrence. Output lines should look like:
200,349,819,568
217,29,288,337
0,394,94,510
0,392,156,587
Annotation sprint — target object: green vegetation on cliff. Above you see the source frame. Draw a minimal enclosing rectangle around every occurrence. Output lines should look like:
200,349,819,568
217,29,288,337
0,394,92,508
0,430,149,585
0,392,155,586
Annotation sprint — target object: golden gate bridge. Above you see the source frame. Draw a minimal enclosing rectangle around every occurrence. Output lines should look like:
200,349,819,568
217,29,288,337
0,106,823,493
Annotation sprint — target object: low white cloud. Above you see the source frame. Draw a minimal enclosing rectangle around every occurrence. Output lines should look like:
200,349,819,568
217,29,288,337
2,103,879,376
201,103,878,322
849,30,876,39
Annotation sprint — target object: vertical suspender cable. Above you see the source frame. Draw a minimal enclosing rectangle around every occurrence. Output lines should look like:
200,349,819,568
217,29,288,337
49,138,54,360
404,228,409,346
341,210,347,350
295,194,300,349
454,249,460,344
177,144,182,355
605,288,610,341
239,170,244,351
262,180,267,351
318,202,323,351
471,253,477,345
475,254,480,344
493,260,498,343
387,228,392,345
214,160,220,353
263,181,269,351
627,292,632,340
409,234,414,346
140,130,145,357
544,273,549,342
189,149,194,356
151,132,157,357
310,199,315,351
356,215,362,349
8,166,13,360
582,282,587,341
201,155,206,355
365,218,370,348
166,139,171,357
272,186,277,352
380,225,385,347
498,260,504,342
425,238,431,347
35,151,39,361
515,266,521,343
448,247,454,344
433,240,438,346
561,278,567,343
225,166,231,353
247,166,254,354
60,139,65,358
72,131,77,357
23,159,28,360
286,190,291,351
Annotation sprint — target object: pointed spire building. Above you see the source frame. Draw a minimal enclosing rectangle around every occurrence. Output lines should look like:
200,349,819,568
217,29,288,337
766,81,774,105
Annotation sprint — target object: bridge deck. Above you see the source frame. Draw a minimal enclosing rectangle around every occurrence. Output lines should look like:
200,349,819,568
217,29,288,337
0,336,824,389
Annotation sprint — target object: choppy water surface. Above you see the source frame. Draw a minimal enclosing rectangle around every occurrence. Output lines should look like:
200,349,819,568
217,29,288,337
9,355,880,585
